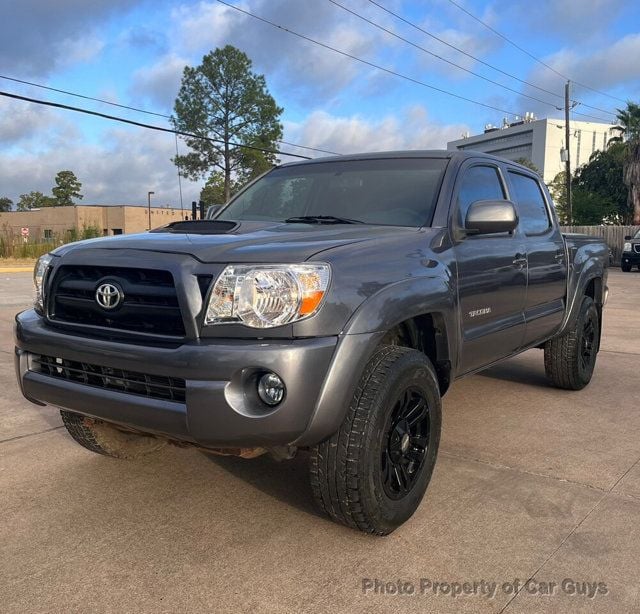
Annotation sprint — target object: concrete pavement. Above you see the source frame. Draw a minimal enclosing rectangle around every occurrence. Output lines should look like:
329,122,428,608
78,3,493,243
1,269,639,613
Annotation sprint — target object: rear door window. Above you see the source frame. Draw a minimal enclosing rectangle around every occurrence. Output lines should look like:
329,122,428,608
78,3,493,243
508,172,551,235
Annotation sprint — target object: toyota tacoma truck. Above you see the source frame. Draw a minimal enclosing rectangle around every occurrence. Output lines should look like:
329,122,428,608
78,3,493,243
15,151,608,535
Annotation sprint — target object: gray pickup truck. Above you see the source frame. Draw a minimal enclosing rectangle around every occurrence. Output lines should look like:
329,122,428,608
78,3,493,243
15,151,608,535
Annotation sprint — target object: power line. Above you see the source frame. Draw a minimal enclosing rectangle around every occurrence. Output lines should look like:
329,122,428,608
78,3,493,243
0,90,313,160
445,0,628,106
215,0,612,124
0,73,341,156
363,0,617,119
328,0,563,111
215,0,520,116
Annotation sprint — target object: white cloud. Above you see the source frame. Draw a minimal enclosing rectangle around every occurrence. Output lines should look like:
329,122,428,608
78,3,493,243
283,106,468,157
517,33,640,117
130,54,189,109
0,125,200,207
132,0,395,105
0,99,79,146
523,0,626,39
0,0,140,77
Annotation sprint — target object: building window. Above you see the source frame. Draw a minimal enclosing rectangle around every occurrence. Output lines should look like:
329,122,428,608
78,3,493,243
112,228,123,235
43,229,53,241
103,228,108,236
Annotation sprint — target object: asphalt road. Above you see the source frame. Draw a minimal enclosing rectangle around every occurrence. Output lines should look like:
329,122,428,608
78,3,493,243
1,269,640,613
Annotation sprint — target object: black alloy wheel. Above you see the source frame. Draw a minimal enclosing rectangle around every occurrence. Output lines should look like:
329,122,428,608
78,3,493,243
579,310,597,376
382,387,430,500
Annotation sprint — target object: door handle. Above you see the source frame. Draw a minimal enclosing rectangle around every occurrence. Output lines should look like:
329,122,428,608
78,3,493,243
554,251,565,261
513,253,527,267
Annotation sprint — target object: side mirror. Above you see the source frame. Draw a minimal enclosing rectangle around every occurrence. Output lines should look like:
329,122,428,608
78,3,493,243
624,235,632,240
465,200,518,235
205,204,222,220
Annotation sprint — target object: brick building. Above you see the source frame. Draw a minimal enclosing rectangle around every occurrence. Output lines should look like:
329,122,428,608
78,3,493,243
0,205,189,241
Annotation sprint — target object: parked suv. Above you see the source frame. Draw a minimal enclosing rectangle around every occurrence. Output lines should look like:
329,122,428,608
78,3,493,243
622,229,640,272
15,151,608,534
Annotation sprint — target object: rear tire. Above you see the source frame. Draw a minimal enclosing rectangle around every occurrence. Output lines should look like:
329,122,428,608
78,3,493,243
60,410,167,459
544,295,600,390
309,345,441,535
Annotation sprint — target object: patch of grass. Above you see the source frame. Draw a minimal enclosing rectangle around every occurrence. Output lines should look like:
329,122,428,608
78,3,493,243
0,224,102,259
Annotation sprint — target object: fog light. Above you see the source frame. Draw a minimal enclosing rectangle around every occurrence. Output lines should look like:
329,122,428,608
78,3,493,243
257,372,285,406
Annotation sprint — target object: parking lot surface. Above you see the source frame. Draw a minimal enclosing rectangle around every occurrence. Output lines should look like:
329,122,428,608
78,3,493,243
1,269,639,613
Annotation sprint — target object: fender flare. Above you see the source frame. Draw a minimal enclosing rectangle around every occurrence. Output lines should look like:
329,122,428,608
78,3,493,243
558,257,606,337
293,275,456,446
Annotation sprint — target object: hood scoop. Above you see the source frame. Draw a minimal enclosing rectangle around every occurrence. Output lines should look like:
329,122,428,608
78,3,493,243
151,220,239,235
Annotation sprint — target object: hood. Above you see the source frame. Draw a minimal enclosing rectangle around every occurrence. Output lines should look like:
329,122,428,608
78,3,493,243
52,220,420,263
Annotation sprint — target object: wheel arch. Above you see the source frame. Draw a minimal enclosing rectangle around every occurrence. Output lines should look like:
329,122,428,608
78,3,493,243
293,276,456,446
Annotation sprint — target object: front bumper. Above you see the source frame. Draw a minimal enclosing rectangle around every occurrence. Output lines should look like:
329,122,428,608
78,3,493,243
622,251,640,266
15,310,379,448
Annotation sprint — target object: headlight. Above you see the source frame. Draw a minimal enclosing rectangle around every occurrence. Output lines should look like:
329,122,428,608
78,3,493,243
624,242,632,252
34,253,53,312
205,264,331,328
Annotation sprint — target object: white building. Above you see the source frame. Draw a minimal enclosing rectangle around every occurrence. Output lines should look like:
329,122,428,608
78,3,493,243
447,116,616,184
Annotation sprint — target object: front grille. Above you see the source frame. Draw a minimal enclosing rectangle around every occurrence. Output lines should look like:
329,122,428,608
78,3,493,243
49,265,185,336
634,244,640,254
32,355,186,403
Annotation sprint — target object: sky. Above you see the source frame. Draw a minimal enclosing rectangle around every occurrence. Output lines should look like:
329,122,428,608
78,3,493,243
1,0,639,208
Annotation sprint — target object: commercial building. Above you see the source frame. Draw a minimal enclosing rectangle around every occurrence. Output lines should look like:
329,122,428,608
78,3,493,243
0,205,189,241
447,116,617,184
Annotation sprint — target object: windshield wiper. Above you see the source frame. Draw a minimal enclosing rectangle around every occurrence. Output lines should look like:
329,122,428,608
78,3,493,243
284,215,364,224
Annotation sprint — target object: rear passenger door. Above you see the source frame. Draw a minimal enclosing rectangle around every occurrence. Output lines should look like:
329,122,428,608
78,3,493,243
453,162,527,374
506,170,567,346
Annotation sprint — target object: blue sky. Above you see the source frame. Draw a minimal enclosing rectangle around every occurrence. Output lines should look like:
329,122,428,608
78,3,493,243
1,0,639,207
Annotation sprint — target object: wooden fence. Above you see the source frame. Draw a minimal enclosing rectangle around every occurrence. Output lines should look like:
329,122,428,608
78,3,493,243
560,225,639,266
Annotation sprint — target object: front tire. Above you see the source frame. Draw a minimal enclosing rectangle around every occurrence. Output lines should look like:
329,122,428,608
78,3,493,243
621,263,632,272
60,410,167,459
544,295,600,390
309,346,442,535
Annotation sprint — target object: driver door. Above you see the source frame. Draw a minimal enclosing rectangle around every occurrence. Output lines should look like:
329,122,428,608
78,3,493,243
453,162,527,374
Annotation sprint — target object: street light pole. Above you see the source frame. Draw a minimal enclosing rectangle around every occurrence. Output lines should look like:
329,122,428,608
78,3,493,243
147,191,155,230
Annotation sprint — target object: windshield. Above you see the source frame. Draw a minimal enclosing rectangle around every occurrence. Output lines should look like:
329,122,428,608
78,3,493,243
635,229,640,239
217,158,448,227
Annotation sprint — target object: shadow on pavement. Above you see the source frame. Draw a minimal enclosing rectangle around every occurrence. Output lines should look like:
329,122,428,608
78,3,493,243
477,355,551,388
204,450,324,518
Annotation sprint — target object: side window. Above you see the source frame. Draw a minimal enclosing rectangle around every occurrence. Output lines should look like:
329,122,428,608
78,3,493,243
508,172,551,235
457,165,505,225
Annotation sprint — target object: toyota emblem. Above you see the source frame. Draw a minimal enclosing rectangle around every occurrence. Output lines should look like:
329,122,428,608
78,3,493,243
95,282,123,310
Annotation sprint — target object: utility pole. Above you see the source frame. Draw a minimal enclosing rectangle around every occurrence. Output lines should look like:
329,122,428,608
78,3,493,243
147,191,155,230
564,81,572,225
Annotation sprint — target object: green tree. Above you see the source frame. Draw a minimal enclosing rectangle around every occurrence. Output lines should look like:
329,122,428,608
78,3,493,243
572,143,630,223
200,173,233,206
610,101,640,224
571,189,618,225
0,197,13,212
16,191,55,211
514,157,541,175
51,170,83,206
548,171,568,223
172,45,283,202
